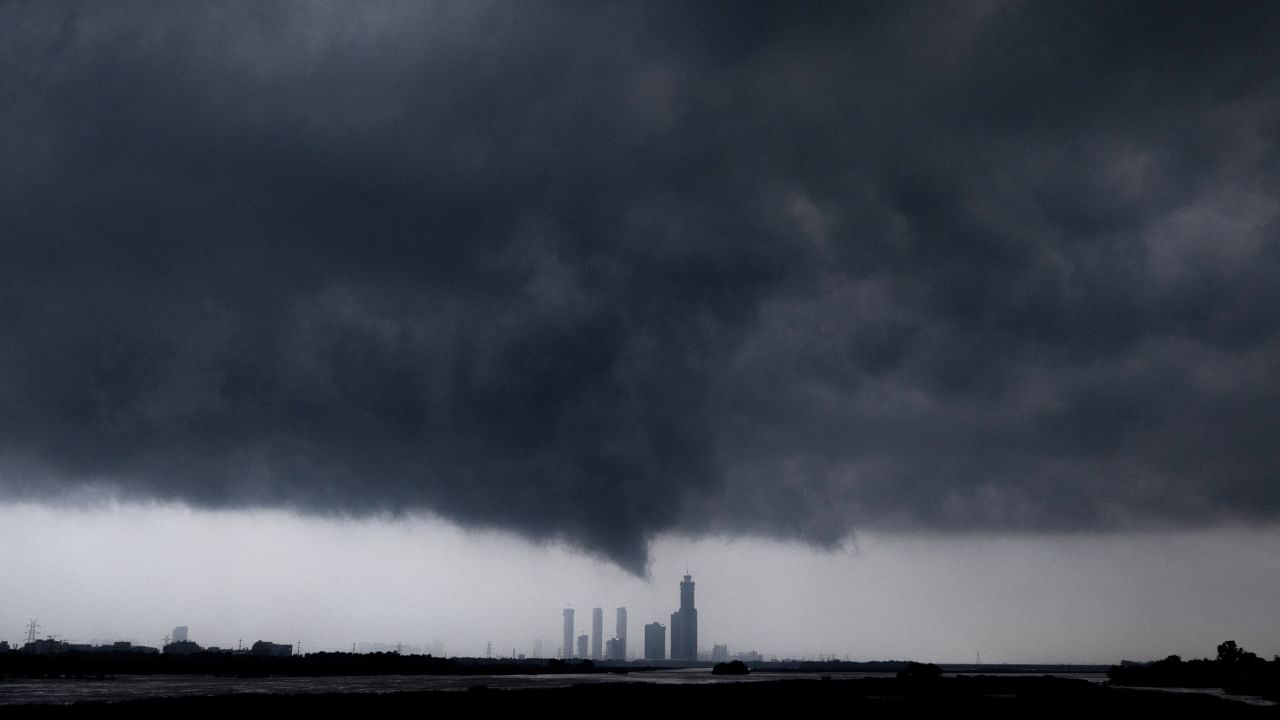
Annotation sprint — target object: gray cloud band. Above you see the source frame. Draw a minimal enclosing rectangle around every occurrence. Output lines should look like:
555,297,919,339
2,2,1278,572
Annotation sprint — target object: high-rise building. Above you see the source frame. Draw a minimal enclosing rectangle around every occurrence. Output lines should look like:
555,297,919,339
172,626,189,643
562,608,575,659
644,622,666,660
592,607,603,660
669,574,698,660
577,634,588,659
711,644,729,662
533,638,544,658
615,607,627,660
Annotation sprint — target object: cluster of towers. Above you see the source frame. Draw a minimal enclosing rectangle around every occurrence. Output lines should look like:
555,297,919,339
561,606,627,660
560,573,697,662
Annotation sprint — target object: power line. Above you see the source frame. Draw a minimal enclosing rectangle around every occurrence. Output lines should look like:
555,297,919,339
25,619,41,645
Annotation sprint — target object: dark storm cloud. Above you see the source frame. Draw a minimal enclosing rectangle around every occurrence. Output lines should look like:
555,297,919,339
2,1,1278,571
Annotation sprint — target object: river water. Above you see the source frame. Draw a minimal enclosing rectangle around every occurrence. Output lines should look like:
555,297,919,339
7,670,1269,708
0,670,850,705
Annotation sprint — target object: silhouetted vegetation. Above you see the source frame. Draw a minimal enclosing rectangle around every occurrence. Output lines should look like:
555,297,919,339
1108,641,1280,701
897,661,943,682
0,650,608,680
711,660,750,675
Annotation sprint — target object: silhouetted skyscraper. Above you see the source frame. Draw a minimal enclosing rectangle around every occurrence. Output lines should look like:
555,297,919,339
577,634,588,659
172,626,188,643
669,573,698,660
615,606,627,660
592,607,603,660
645,622,666,660
562,608,574,659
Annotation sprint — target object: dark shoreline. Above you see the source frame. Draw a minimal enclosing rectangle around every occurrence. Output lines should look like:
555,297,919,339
0,650,1111,679
4,675,1275,719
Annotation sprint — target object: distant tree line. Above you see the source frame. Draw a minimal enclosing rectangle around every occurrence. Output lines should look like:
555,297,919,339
0,650,606,680
1108,641,1280,701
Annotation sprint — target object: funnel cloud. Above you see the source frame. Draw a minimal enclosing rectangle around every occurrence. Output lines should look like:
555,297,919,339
2,2,1279,572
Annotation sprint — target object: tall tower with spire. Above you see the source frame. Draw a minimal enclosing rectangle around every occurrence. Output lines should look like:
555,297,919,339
669,573,698,660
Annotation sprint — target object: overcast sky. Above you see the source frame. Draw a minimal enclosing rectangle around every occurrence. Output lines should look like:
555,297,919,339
2,2,1278,663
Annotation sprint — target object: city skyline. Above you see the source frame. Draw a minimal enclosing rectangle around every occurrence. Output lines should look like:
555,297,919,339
9,571,799,663
9,509,1277,663
550,576,699,663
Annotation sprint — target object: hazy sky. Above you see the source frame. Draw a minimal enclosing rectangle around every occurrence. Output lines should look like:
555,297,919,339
2,2,1278,663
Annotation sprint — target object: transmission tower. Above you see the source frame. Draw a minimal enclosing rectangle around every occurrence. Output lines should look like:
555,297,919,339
25,619,41,645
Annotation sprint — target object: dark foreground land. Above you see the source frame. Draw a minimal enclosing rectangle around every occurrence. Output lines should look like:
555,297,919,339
4,675,1276,719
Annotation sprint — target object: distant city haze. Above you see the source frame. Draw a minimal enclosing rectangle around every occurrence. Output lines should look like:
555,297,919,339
3,504,1279,663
